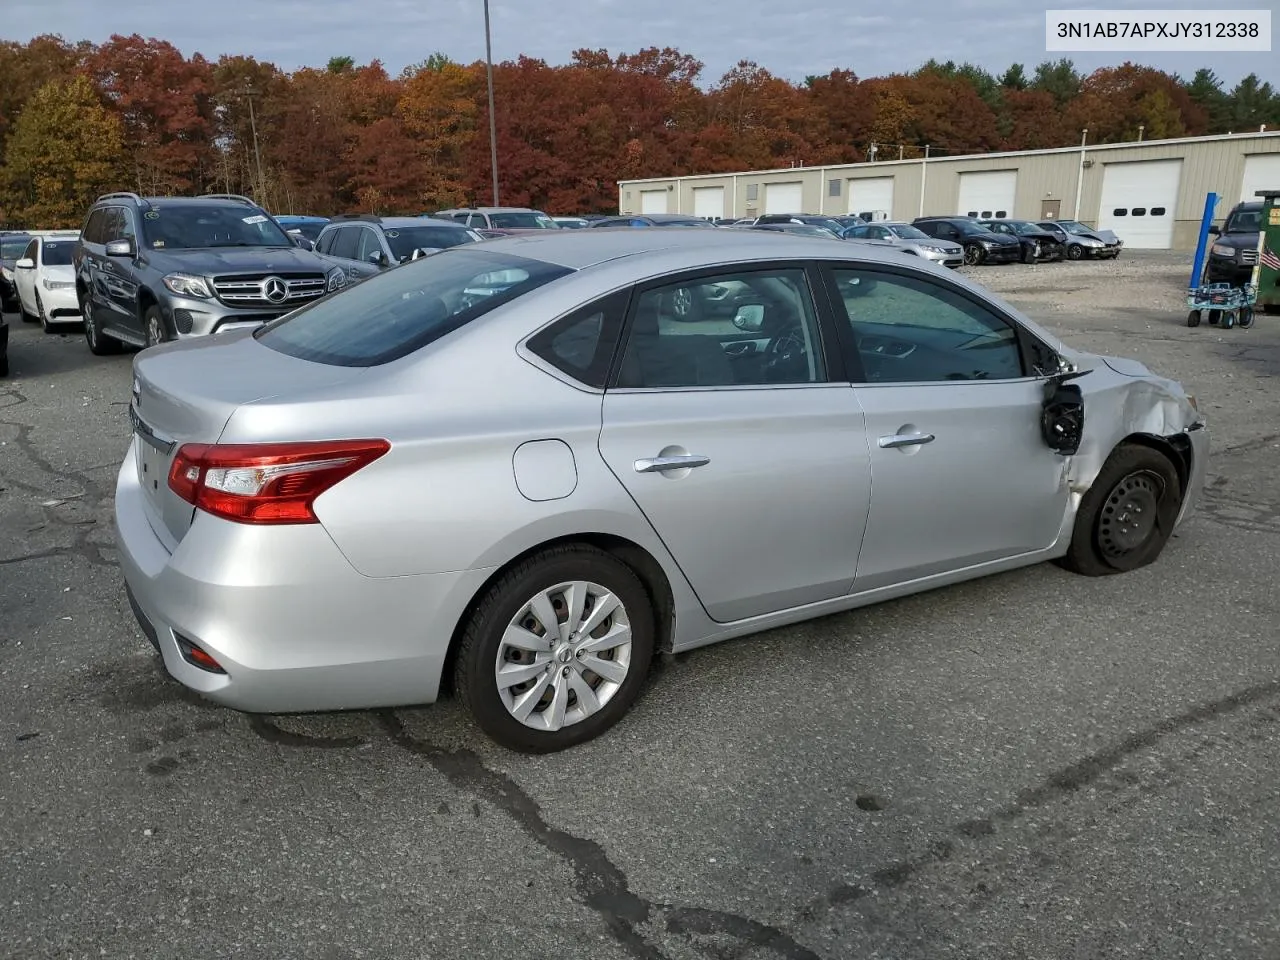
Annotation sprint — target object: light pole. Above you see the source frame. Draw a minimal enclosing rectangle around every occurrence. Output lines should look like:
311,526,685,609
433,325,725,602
483,0,500,206
243,83,265,203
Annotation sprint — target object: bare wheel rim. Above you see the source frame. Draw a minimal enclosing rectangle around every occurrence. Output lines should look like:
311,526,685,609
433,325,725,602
670,287,693,317
1098,470,1164,559
496,580,633,732
146,314,164,346
964,245,981,265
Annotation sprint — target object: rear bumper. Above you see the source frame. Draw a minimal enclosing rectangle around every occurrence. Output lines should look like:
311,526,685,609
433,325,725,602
114,439,493,713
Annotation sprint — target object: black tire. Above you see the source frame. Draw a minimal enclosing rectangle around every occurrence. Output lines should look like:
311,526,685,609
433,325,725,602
0,353,8,377
1057,444,1183,577
1186,310,1201,328
963,243,984,266
20,300,37,323
83,297,121,355
143,305,171,348
1222,310,1235,330
1066,244,1084,261
1239,306,1254,329
454,545,656,753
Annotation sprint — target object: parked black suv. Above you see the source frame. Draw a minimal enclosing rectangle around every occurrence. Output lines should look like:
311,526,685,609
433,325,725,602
1206,201,1263,286
313,215,481,283
74,192,347,354
913,217,1022,265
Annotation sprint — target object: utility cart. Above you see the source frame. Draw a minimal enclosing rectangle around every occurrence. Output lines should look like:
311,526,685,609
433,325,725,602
1186,282,1256,329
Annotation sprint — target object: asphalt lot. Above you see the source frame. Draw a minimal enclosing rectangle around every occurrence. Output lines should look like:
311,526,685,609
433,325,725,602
3,253,1280,960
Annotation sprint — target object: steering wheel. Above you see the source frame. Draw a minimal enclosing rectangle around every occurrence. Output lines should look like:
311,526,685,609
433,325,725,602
764,325,808,380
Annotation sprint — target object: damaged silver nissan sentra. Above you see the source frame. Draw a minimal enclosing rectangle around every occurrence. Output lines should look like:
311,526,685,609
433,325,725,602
115,229,1207,752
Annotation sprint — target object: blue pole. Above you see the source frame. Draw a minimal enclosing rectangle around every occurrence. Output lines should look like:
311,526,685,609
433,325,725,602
1189,192,1218,289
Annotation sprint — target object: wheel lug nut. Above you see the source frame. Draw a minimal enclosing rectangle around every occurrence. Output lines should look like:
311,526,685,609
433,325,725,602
562,667,571,677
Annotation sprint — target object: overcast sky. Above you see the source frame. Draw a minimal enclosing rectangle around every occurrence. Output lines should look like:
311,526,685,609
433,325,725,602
5,0,1277,86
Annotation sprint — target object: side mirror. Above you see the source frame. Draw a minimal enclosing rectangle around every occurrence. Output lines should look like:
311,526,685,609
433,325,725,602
105,238,135,258
732,303,766,332
1207,225,1221,236
15,257,34,270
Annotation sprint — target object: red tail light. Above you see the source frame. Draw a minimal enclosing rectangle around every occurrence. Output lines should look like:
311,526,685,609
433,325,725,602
167,439,390,525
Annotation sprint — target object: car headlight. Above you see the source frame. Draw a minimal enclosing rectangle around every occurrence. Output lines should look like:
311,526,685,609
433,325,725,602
1079,237,1104,247
162,273,213,299
326,268,347,292
42,277,75,291
1210,244,1236,258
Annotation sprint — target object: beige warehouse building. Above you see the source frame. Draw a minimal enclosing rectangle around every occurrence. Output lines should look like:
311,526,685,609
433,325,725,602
616,131,1280,251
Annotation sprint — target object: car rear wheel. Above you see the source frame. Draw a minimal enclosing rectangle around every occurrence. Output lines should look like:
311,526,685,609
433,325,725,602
663,286,705,323
83,297,121,355
1066,244,1084,261
454,545,656,752
1058,444,1182,577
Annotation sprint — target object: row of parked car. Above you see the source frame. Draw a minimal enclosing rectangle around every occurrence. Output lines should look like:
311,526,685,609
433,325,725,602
0,193,1123,377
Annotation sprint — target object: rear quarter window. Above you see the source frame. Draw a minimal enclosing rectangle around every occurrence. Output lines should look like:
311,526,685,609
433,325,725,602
255,248,572,367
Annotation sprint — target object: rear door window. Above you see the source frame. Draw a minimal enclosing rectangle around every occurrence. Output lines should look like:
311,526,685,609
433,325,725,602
256,248,572,367
329,226,359,260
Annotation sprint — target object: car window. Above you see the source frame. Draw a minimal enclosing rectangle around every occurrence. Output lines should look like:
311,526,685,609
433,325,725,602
140,203,290,249
383,226,477,260
1226,210,1261,231
314,228,335,254
828,267,1024,384
118,209,137,243
23,239,38,260
329,226,360,260
356,227,383,262
101,208,126,243
614,268,826,389
83,210,105,244
256,248,572,367
525,292,628,389
489,211,558,229
41,241,75,266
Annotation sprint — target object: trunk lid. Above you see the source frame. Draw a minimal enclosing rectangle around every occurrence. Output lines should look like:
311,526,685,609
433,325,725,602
129,330,368,548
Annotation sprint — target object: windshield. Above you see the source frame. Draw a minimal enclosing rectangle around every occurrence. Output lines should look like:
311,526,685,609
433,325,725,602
1225,210,1262,232
41,241,76,265
660,219,716,228
282,221,327,242
888,225,931,240
256,248,571,367
489,212,559,229
1,236,31,259
1006,222,1042,236
141,204,293,250
1055,220,1091,234
384,226,478,260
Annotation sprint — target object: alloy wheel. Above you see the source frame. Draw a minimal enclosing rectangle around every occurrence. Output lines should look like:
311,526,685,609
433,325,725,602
495,580,633,732
145,313,165,347
670,287,694,318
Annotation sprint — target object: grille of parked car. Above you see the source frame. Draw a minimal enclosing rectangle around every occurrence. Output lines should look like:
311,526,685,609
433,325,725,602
211,273,327,308
1241,249,1259,264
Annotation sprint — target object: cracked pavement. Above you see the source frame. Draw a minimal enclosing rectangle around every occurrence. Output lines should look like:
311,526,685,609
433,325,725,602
3,254,1280,959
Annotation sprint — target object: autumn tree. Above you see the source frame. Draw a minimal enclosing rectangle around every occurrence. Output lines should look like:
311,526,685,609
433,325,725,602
2,75,125,226
1064,63,1207,143
399,56,480,209
86,34,217,194
0,35,90,150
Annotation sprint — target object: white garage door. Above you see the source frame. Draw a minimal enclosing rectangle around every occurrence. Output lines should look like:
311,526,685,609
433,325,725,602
848,177,895,218
764,181,803,214
1240,154,1280,203
1098,159,1182,249
957,170,1016,219
692,185,725,219
640,189,669,214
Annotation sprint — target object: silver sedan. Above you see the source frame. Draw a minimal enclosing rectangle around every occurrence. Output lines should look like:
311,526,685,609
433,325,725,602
844,220,966,267
116,229,1208,752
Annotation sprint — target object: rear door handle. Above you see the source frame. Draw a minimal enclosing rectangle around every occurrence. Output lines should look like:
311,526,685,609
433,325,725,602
634,455,711,473
878,432,935,449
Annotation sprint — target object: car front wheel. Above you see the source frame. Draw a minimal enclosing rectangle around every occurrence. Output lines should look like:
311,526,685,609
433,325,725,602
963,244,984,266
1058,444,1183,577
454,545,656,752
1066,244,1084,261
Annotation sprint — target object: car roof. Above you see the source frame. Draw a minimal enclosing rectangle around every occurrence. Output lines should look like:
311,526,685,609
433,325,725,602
465,225,912,270
472,206,540,213
1230,201,1263,211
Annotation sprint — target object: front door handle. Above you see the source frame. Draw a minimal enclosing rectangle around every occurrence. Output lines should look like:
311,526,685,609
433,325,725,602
634,454,711,473
878,432,935,449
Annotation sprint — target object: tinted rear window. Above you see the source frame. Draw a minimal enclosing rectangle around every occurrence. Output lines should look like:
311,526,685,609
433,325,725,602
1,236,31,258
383,226,476,260
41,241,76,265
255,248,572,367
